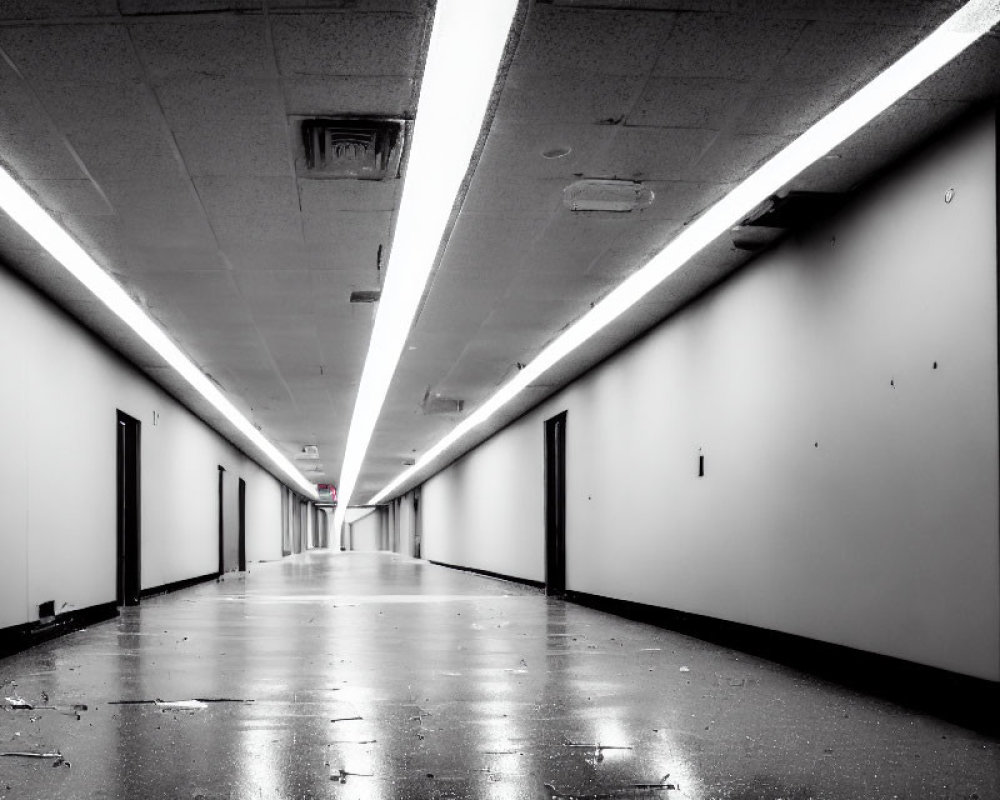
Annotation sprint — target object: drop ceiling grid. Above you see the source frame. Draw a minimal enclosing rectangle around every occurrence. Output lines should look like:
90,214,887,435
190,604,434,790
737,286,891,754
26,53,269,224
0,2,432,488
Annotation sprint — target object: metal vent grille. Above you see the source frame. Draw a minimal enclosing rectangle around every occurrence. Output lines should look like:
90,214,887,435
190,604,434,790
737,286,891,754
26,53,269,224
296,117,404,180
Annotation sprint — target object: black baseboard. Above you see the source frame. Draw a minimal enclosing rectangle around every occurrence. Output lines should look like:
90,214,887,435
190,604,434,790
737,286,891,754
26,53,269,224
565,589,1000,736
428,559,545,590
140,571,220,599
0,601,118,659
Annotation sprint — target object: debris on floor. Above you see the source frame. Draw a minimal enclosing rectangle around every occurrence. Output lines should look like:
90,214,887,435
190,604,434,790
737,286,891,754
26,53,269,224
544,774,679,799
330,768,373,783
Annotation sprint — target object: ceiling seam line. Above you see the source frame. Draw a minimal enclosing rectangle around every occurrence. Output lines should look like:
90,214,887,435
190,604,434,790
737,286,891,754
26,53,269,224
0,42,117,221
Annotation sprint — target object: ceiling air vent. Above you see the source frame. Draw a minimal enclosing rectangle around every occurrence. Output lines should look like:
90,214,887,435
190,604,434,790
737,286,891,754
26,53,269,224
295,117,404,180
350,290,381,304
563,179,654,212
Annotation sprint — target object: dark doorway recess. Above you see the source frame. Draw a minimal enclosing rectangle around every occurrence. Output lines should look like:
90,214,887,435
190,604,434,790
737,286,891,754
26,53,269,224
238,478,247,572
217,466,225,575
116,411,141,606
544,411,567,596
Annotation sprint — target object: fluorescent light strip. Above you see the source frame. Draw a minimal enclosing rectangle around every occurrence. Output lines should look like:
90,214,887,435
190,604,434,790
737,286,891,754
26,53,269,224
368,0,999,506
0,170,317,499
332,0,519,532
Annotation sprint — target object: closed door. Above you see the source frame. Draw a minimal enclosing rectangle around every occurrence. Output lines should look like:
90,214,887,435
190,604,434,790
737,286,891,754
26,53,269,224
116,411,141,606
544,411,567,596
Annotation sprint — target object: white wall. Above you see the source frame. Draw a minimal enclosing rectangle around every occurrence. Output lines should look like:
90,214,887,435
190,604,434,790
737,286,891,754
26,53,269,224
422,112,1000,680
349,508,383,551
0,264,287,628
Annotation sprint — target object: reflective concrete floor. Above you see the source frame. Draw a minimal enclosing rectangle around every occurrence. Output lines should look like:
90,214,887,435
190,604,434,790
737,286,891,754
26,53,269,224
1,551,997,799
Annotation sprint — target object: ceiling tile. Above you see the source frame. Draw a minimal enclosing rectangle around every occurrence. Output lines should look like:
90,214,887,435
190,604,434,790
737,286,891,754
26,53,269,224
195,176,300,218
155,77,290,177
587,218,685,280
0,24,139,83
298,179,399,215
211,213,302,250
510,5,676,77
0,0,119,18
599,126,718,181
130,246,228,273
461,175,567,217
441,213,550,275
476,119,613,180
300,210,391,260
270,12,424,77
281,75,416,117
497,72,643,125
34,82,185,181
102,178,218,250
772,22,926,85
735,80,849,136
24,179,114,216
130,16,274,78
684,132,793,183
629,77,752,129
0,66,84,180
652,14,806,79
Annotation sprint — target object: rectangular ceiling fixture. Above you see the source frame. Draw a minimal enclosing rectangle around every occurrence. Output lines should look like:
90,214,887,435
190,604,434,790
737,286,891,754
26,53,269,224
331,0,521,534
368,0,1000,506
0,173,318,500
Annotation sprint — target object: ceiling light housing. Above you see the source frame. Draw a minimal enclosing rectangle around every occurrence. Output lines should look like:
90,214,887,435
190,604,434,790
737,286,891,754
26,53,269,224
563,179,654,212
331,0,522,534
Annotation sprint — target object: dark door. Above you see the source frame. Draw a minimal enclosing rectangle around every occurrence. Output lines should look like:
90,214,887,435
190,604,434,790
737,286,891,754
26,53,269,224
116,411,141,606
217,466,225,575
413,493,421,559
238,477,247,571
544,411,567,596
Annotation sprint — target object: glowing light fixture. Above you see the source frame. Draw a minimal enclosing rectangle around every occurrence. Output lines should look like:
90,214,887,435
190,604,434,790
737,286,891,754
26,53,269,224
333,0,520,532
368,0,999,505
0,169,317,499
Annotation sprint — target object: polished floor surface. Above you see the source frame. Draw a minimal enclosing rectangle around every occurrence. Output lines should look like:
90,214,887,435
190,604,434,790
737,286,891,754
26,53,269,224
1,551,997,799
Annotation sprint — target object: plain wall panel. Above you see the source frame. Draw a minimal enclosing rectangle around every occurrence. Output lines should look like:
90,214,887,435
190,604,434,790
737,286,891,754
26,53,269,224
0,282,29,627
350,508,382,551
0,260,288,627
421,111,1000,680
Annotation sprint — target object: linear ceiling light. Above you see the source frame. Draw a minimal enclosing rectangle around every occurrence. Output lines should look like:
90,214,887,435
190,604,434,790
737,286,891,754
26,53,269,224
0,169,317,499
368,0,1000,505
332,0,520,531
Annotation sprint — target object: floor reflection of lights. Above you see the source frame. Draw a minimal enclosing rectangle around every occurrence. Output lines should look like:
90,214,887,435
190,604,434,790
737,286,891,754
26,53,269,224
239,728,285,800
476,699,528,793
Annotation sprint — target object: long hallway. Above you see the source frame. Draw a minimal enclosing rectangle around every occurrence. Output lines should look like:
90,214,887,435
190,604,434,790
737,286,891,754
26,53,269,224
1,552,997,800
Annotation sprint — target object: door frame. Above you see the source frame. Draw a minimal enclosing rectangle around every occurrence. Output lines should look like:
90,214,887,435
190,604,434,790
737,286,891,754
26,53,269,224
238,477,247,571
544,411,567,596
116,410,141,606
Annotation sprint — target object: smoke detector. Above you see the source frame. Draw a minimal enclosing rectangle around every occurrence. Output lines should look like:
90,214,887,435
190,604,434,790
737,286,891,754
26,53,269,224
563,179,654,212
